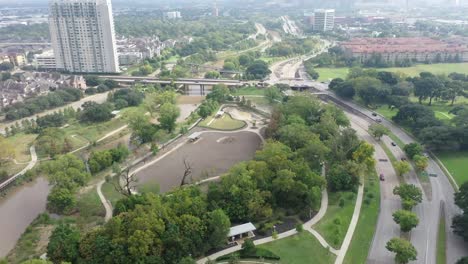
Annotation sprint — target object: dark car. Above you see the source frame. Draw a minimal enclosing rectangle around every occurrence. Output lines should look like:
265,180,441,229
401,157,407,161
379,174,385,181
372,112,378,116
391,142,397,146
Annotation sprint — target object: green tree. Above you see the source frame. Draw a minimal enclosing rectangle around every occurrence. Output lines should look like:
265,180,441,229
368,123,390,140
47,223,80,263
393,184,423,210
144,91,177,117
265,86,282,103
124,110,157,143
413,155,429,172
393,210,419,232
207,84,230,103
386,237,417,264
206,209,231,248
47,187,76,214
205,71,220,79
158,102,180,132
241,238,256,256
352,142,375,171
245,60,271,80
403,143,423,159
453,182,468,241
394,161,411,177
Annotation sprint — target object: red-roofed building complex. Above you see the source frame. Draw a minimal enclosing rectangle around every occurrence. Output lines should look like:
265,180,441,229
341,37,468,64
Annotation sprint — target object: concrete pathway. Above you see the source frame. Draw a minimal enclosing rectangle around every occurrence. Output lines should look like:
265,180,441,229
0,146,38,190
334,184,364,264
97,180,113,222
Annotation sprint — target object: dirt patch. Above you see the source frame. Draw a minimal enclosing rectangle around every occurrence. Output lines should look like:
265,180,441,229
35,225,53,254
219,136,237,144
135,131,262,193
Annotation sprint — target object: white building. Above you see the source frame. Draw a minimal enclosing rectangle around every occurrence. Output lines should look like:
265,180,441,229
164,11,181,19
33,49,57,70
48,0,120,73
118,52,143,65
314,9,335,32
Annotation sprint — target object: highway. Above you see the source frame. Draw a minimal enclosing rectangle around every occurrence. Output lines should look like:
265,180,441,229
268,49,468,262
310,83,468,264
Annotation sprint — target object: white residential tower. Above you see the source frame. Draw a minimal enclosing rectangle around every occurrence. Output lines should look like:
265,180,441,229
48,0,119,73
313,9,335,32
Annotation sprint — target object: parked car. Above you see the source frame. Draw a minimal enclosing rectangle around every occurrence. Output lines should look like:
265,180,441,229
401,157,407,161
391,142,397,146
379,174,385,181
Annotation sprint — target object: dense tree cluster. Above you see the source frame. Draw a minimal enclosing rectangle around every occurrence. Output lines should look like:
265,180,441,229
35,128,74,157
78,102,114,123
107,89,145,109
88,145,130,174
3,88,82,121
330,69,468,151
40,154,91,214
453,182,468,243
266,38,320,57
50,188,231,264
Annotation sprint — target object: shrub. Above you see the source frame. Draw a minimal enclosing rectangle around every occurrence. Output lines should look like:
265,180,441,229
295,223,304,232
339,198,345,207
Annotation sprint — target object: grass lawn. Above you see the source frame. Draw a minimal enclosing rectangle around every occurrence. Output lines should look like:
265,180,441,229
437,151,468,185
344,172,380,264
315,63,468,82
316,67,349,82
76,189,105,220
259,232,336,264
101,177,125,206
375,105,398,121
232,86,266,96
437,213,447,264
198,113,246,131
3,161,26,176
5,133,37,163
314,190,357,248
62,118,127,144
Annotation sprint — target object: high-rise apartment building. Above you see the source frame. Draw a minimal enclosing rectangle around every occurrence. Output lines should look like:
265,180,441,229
49,0,119,73
313,9,335,32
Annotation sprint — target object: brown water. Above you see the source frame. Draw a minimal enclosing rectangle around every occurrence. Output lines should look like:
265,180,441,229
0,177,50,257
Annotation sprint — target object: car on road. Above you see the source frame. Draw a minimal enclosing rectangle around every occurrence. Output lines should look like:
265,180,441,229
391,142,397,146
376,118,382,123
379,174,385,181
401,157,407,161
372,112,377,116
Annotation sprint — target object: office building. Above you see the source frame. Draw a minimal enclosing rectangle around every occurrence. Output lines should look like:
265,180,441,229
314,9,335,31
33,49,57,70
48,0,120,73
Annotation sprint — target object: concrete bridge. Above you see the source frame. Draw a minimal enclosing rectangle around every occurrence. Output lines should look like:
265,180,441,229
99,75,244,87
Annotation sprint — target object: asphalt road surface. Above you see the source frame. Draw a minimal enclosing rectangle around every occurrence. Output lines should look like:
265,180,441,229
312,85,468,264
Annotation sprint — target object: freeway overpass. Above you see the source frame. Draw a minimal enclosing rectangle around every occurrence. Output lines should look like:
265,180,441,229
98,75,244,87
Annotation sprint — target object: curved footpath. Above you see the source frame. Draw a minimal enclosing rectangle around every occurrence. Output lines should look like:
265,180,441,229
0,146,37,191
96,180,113,222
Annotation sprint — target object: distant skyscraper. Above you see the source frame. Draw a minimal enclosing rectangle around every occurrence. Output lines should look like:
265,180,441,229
48,0,119,73
212,0,219,17
314,9,335,32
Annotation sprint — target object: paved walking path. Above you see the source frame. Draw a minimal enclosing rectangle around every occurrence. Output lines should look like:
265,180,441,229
0,146,38,190
334,184,364,264
97,180,113,222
